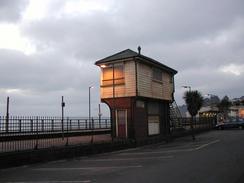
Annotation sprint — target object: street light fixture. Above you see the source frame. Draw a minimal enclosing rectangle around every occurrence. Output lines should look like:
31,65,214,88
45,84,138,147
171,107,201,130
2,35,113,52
100,64,106,68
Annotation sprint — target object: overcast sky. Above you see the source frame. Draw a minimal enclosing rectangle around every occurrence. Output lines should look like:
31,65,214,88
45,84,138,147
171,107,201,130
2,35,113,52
0,0,243,117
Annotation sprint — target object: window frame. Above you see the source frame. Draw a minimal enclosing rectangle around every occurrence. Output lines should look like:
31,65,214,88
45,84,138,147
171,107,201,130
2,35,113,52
101,64,125,87
152,67,163,82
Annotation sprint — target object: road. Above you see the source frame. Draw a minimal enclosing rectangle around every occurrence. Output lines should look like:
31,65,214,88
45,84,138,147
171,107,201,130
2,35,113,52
1,129,244,183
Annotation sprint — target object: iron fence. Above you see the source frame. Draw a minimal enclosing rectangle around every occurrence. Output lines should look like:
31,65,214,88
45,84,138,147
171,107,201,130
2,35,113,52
0,116,215,153
0,116,111,153
171,117,215,132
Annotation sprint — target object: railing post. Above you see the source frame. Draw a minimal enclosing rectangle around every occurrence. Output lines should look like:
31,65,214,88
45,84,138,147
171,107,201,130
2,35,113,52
70,119,72,131
35,116,39,149
78,120,80,130
30,119,33,132
19,119,21,133
85,119,88,130
51,119,54,132
41,119,44,132
105,119,108,128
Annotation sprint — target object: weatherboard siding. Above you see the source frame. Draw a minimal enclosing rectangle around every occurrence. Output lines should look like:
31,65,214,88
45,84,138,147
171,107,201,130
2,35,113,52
137,63,152,98
137,62,173,101
100,60,173,101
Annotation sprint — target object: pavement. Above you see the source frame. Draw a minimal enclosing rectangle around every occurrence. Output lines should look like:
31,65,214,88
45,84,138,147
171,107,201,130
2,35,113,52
0,134,112,153
0,129,244,183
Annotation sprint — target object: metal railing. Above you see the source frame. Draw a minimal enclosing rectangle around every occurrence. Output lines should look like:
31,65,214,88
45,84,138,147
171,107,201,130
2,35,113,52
171,117,215,132
0,116,111,153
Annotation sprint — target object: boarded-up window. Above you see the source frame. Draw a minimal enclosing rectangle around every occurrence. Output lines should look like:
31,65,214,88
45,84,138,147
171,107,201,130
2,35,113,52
152,68,162,81
102,64,125,86
148,102,159,114
148,102,160,135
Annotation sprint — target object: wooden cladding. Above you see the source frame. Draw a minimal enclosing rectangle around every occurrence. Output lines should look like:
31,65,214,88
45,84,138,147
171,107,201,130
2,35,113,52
100,60,174,101
137,62,173,101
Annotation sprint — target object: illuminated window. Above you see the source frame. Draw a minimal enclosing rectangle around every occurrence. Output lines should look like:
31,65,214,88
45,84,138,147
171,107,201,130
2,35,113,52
102,64,125,86
152,68,162,81
147,102,160,135
240,109,244,118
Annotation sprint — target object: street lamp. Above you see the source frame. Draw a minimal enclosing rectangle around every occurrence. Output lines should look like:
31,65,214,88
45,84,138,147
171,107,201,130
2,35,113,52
88,86,94,130
100,64,106,68
182,85,191,91
61,96,65,140
89,86,95,144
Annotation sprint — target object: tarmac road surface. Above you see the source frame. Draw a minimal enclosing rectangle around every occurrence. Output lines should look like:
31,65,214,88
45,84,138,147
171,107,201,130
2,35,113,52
0,129,244,183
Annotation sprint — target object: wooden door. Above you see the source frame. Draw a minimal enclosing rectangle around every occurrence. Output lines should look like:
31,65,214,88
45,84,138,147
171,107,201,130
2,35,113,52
116,109,127,138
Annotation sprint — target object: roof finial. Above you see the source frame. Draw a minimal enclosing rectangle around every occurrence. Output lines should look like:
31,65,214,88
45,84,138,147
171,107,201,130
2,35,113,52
137,46,141,55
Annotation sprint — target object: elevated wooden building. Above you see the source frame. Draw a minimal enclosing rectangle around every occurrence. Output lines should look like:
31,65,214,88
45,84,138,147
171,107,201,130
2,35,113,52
95,48,177,142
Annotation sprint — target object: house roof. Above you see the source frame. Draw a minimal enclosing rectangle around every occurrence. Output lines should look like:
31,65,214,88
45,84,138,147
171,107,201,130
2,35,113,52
95,49,177,75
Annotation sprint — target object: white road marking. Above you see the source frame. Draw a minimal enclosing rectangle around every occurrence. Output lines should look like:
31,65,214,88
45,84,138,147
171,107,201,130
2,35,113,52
33,165,142,171
82,155,174,162
195,139,220,150
119,148,195,155
119,139,220,156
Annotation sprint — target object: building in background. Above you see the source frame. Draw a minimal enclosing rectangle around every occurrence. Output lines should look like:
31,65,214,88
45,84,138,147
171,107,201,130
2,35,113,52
95,48,177,142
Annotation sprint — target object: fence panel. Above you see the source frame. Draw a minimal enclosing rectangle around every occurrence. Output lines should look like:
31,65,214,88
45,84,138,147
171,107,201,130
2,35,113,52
0,116,111,153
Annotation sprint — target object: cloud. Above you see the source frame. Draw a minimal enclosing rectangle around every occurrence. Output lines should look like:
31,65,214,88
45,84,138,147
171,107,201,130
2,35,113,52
0,49,103,116
1,0,244,115
220,64,244,76
0,0,28,22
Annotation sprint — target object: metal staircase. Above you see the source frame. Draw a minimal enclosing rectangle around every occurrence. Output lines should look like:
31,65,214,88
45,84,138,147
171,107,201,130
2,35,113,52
169,100,183,130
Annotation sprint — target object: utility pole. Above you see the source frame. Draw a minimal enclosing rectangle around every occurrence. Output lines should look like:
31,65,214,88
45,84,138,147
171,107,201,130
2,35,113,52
98,103,102,128
61,96,65,140
6,96,9,133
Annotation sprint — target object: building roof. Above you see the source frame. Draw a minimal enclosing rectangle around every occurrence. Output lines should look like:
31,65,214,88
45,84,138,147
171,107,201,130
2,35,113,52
95,49,177,75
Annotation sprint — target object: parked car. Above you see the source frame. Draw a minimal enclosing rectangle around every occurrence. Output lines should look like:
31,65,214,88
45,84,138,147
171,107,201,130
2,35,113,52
215,120,244,130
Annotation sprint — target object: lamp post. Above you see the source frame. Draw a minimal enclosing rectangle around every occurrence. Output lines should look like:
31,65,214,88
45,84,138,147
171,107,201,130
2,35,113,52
88,86,93,129
61,96,65,140
6,96,9,133
182,85,191,92
89,86,94,143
